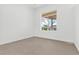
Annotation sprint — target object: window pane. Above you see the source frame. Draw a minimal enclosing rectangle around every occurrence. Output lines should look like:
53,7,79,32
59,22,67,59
41,11,57,31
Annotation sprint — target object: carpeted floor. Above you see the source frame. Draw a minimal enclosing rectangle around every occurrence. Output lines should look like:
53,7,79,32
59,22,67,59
0,37,78,55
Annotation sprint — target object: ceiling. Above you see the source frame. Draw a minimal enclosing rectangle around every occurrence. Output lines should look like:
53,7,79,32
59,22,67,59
30,4,44,8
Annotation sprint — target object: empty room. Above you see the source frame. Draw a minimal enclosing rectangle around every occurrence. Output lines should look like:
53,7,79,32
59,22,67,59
0,4,79,55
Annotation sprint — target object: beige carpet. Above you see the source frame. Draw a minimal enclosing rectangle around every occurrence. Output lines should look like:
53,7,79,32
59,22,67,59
0,37,78,55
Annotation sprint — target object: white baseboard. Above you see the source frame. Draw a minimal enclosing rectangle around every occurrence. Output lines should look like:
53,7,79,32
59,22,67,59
74,42,79,52
0,35,33,45
34,35,74,44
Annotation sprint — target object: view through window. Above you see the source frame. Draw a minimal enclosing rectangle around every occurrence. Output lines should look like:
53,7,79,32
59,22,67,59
40,11,57,31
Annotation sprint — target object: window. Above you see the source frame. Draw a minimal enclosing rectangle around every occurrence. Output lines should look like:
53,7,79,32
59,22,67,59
40,11,57,31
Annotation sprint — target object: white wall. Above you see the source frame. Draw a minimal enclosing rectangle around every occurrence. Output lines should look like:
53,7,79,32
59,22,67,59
0,4,35,45
35,4,75,43
75,5,79,51
0,4,76,45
